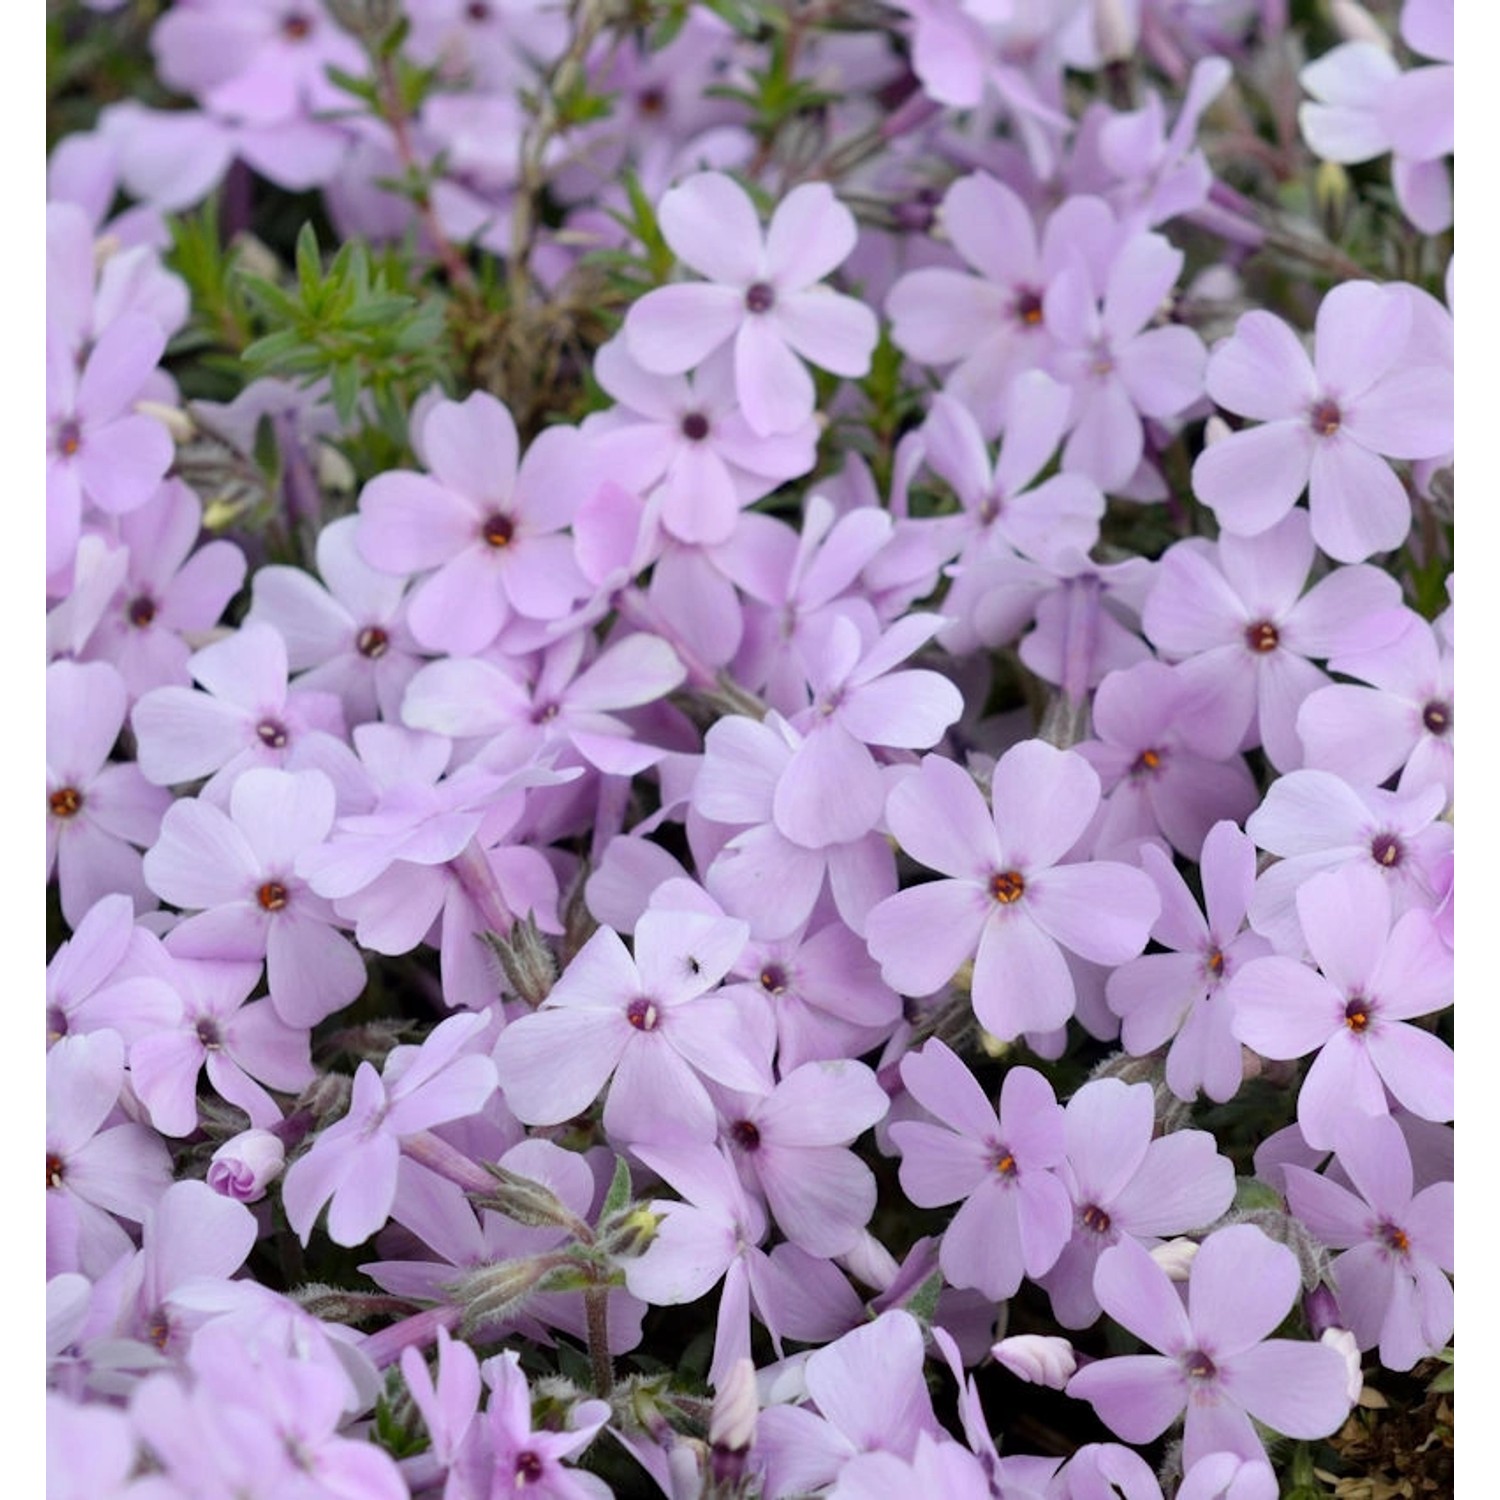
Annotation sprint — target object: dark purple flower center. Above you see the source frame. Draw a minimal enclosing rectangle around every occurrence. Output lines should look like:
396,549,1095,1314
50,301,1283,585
257,718,290,748
1422,699,1451,737
257,881,290,912
128,594,158,628
54,419,82,457
1182,1349,1218,1382
466,0,492,19
195,1017,224,1050
731,1119,762,1152
1131,747,1166,778
47,1006,68,1042
626,997,660,1031
1309,398,1342,437
481,513,515,548
759,964,788,994
991,1147,1018,1178
514,1452,544,1484
1205,946,1226,977
49,786,83,819
1344,996,1372,1033
1080,1203,1112,1234
1378,1220,1411,1255
47,1153,65,1190
531,701,561,725
1090,345,1115,377
745,282,775,315
356,625,390,659
638,86,666,117
680,411,710,442
1012,288,1044,327
282,11,313,40
990,870,1026,905
1370,832,1404,869
147,1312,171,1350
1245,620,1280,653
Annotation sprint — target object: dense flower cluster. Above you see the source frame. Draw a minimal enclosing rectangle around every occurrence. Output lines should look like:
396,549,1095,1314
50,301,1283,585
47,0,1454,1495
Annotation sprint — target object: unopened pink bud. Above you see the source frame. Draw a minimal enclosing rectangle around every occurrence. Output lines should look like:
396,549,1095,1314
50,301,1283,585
1150,1238,1200,1281
991,1334,1077,1389
207,1129,285,1203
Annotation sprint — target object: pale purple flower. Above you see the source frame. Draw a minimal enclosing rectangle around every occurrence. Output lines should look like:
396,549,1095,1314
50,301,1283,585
890,1041,1073,1300
80,479,247,702
1043,228,1207,492
356,392,598,655
48,659,171,926
142,768,368,1027
716,1059,890,1257
1041,1077,1236,1328
624,172,878,436
1230,862,1453,1149
1299,19,1453,234
1284,1113,1452,1372
46,892,181,1049
1297,606,1453,802
283,1008,499,1246
247,514,424,726
1244,771,1451,953
1077,660,1259,860
1141,510,1403,771
695,712,898,942
1106,823,1271,1104
47,1031,173,1278
47,312,175,578
1067,1225,1354,1467
492,910,770,1144
828,1431,995,1500
992,1334,1078,1389
1192,281,1453,562
129,949,313,1136
866,743,1159,1040
584,338,817,546
131,622,360,807
886,177,1116,435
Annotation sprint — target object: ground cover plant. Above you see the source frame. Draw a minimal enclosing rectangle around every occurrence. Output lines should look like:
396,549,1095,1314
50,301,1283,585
45,0,1454,1494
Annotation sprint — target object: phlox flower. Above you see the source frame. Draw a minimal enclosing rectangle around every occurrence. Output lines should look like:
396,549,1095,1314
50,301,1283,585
866,742,1159,1040
1296,605,1453,803
128,949,312,1137
283,1008,499,1247
142,768,367,1028
624,172,878,436
1244,770,1451,953
48,659,171,927
1230,862,1453,1150
356,391,598,656
1141,509,1403,772
1067,1225,1354,1468
715,1059,890,1258
1284,1113,1453,1372
47,1030,173,1278
79,479,247,703
493,909,770,1143
1191,280,1453,563
1077,659,1259,860
1040,1077,1236,1328
694,712,898,942
1106,822,1271,1103
247,514,424,727
131,622,362,808
890,1041,1073,1301
583,339,817,547
46,312,175,579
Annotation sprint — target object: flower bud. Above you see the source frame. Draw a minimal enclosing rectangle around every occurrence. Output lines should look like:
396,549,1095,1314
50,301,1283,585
1303,1282,1345,1338
135,401,196,445
486,913,558,1009
1093,0,1137,62
1150,1237,1200,1282
1321,1326,1363,1405
1203,414,1233,448
709,1358,759,1455
991,1334,1077,1389
207,1129,285,1203
1329,0,1392,49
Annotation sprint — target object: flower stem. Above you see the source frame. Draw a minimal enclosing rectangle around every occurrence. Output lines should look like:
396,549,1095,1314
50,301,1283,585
585,1284,614,1397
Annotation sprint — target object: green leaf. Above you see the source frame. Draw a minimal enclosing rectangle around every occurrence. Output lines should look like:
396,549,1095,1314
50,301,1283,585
600,1156,633,1222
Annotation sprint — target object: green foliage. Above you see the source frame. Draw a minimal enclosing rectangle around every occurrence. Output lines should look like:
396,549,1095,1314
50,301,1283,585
239,224,454,433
